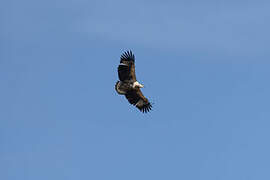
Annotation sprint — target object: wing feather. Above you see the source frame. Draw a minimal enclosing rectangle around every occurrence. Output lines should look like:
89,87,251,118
125,89,152,113
118,50,136,82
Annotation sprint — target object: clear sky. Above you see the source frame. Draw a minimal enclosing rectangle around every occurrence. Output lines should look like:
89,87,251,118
1,0,270,179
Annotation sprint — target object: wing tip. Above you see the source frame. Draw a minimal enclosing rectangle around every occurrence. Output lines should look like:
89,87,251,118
138,102,152,113
120,50,135,62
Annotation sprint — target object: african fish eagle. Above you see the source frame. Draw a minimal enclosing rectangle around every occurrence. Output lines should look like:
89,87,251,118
115,50,152,113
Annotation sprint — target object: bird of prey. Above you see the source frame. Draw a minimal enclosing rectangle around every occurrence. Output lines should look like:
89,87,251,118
115,50,152,113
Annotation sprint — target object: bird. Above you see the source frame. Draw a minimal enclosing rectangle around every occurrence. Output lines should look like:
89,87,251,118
115,50,152,113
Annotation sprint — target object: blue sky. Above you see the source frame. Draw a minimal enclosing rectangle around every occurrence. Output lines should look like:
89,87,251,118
1,0,270,179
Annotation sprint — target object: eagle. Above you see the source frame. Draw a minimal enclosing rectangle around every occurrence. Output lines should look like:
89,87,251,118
115,50,152,113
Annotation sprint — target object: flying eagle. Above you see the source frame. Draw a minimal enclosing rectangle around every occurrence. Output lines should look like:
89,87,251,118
115,51,152,113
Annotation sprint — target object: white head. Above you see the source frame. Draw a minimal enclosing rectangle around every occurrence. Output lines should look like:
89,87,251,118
133,81,144,88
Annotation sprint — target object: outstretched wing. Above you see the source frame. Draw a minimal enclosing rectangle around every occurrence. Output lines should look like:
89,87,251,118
125,89,152,113
118,50,136,82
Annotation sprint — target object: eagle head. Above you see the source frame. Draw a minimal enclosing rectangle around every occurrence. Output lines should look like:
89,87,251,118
133,81,144,89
